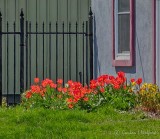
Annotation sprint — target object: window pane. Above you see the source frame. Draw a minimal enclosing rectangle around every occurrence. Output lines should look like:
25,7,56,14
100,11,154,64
118,0,130,12
118,14,130,53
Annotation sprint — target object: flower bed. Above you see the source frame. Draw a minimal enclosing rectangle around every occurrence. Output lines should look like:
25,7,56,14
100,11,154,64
21,71,160,114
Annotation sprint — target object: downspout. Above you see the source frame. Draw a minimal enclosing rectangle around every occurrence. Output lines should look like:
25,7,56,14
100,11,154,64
152,0,156,84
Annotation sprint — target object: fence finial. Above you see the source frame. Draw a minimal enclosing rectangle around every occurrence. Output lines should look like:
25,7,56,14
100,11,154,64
20,8,24,17
89,7,93,16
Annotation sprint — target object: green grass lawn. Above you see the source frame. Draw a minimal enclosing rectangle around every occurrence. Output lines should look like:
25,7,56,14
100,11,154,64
0,106,160,139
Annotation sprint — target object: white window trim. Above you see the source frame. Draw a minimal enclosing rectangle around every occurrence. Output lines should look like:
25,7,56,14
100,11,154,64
114,0,130,60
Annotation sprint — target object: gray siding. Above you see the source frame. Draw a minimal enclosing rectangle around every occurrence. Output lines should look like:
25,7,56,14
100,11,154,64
92,0,153,83
0,0,91,24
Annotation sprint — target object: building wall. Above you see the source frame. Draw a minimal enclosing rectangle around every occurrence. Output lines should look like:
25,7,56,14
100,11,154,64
92,0,153,83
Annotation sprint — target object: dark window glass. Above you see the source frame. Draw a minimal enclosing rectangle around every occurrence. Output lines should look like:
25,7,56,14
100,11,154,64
118,14,130,53
118,0,130,12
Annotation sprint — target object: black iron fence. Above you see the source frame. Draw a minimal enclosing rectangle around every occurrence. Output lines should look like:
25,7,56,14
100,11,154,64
0,9,93,105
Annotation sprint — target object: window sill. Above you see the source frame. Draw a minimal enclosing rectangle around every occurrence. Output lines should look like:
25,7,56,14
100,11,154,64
112,59,133,67
115,53,130,60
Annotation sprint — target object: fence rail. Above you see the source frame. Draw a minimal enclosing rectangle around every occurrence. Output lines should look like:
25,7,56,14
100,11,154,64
0,9,93,106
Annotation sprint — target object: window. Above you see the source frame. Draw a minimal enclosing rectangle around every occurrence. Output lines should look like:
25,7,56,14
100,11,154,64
112,0,134,66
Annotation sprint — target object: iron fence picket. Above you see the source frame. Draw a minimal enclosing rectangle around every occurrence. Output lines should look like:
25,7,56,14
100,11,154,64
29,22,31,87
89,7,93,81
82,22,85,85
25,21,28,89
36,22,38,78
20,10,24,94
56,22,58,81
49,22,52,79
13,21,16,104
62,22,65,84
69,22,71,80
76,22,78,81
86,21,89,85
6,22,9,106
42,22,45,80
0,12,2,105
